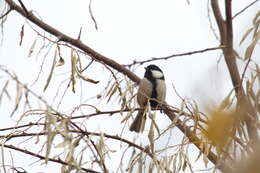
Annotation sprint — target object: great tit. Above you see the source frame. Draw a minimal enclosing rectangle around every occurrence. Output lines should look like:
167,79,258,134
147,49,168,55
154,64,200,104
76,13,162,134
130,64,166,133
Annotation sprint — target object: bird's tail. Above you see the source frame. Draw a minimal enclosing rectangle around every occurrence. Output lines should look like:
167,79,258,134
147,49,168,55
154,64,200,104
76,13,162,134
129,110,146,133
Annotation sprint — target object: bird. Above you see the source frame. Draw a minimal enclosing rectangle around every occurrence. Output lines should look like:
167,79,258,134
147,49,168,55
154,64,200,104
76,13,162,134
130,64,166,133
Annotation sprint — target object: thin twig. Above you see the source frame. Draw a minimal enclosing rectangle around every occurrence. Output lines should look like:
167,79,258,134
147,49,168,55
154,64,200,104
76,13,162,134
240,56,252,86
125,46,224,67
0,8,12,19
233,0,259,19
88,0,98,30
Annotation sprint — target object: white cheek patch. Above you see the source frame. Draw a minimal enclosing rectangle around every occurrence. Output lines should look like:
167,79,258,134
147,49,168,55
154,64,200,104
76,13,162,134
152,70,163,79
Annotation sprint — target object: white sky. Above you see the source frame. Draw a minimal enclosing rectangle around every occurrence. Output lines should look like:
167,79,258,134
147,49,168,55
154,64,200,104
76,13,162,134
0,0,259,172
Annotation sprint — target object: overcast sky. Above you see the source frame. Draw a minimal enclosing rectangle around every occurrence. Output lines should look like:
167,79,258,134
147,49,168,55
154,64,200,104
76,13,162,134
0,0,259,172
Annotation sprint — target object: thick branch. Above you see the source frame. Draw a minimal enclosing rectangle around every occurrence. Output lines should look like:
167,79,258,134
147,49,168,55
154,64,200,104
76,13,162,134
211,0,226,43
224,0,244,97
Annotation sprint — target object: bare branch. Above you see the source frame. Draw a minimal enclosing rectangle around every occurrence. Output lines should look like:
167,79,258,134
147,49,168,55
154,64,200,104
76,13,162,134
1,130,174,173
233,0,260,19
17,0,29,16
3,144,100,173
88,0,98,30
125,46,224,67
0,8,12,19
211,0,226,43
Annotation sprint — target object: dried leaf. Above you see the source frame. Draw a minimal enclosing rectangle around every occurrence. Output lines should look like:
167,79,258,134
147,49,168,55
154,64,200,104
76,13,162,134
45,107,56,164
72,137,80,148
245,31,260,60
182,159,187,172
106,82,118,103
255,63,260,85
240,27,253,45
172,154,177,172
10,82,23,117
43,47,57,91
56,46,65,67
252,10,260,25
149,112,160,135
35,134,40,144
137,154,143,173
19,24,24,46
148,120,155,153
219,89,234,110
0,80,10,105
28,38,37,57
71,49,76,93
75,67,99,84
55,141,67,148
97,132,105,162
253,19,260,38
88,0,98,30
56,57,65,67
203,152,209,168
177,152,182,172
195,150,202,162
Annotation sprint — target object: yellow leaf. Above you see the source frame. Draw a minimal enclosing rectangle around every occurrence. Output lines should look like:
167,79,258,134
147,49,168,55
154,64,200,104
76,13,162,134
204,109,234,150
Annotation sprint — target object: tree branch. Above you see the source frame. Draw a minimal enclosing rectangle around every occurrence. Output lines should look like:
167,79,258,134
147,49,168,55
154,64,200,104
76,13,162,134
1,131,174,173
211,0,226,43
3,144,100,173
0,8,12,19
125,46,224,67
233,0,259,19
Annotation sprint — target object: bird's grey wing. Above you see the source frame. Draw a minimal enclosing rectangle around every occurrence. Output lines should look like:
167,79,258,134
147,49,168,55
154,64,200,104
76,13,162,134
137,78,152,107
